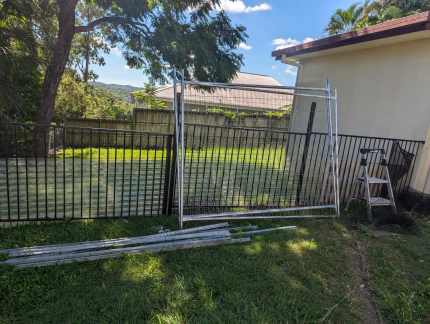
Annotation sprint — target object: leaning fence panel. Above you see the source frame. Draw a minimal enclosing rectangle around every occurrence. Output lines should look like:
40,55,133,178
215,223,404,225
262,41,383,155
180,124,337,217
174,75,340,224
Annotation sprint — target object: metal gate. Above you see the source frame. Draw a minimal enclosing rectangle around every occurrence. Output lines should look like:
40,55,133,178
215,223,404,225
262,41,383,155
173,71,340,227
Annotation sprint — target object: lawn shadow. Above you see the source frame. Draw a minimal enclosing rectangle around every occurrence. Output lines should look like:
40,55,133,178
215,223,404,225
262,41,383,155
0,219,359,323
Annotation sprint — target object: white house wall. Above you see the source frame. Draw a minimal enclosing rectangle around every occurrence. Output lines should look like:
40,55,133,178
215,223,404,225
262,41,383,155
289,37,430,196
291,37,430,141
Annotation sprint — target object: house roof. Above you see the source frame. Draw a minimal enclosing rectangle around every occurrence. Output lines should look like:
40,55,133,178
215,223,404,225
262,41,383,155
153,72,292,111
272,11,430,60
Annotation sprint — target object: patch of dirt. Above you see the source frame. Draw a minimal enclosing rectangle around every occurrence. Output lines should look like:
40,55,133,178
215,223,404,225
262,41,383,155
348,239,383,324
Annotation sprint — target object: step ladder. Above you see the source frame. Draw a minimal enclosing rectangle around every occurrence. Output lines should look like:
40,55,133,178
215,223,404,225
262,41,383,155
348,148,397,221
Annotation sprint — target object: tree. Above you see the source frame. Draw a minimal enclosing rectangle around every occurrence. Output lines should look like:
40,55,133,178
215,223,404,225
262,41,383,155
380,0,430,13
32,0,58,68
326,3,366,35
69,2,110,83
0,0,42,121
37,0,247,127
55,70,133,120
131,84,167,109
327,1,430,35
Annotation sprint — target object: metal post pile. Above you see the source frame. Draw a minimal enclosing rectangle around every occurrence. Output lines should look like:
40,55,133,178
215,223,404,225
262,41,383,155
0,223,296,268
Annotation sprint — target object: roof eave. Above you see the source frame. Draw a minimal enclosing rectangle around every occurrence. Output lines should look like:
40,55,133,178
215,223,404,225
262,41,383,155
272,13,430,60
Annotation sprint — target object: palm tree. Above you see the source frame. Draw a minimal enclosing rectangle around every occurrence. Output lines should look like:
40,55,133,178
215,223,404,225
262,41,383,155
326,3,366,35
357,1,384,28
326,1,430,36
381,0,430,13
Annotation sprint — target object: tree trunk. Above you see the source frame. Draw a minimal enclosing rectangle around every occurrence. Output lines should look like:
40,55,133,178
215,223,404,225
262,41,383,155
34,0,78,156
37,0,78,126
83,6,91,84
83,33,90,83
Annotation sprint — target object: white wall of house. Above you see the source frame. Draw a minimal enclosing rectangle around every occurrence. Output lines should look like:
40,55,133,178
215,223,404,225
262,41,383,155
411,127,430,194
288,36,430,195
290,37,430,140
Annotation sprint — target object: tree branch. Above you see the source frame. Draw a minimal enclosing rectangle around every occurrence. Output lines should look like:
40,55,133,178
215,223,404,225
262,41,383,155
75,16,129,33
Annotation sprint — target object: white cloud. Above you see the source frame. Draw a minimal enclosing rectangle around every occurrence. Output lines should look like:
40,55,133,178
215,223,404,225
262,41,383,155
124,65,131,70
238,42,252,50
272,38,300,50
285,65,298,76
272,37,315,50
217,0,271,13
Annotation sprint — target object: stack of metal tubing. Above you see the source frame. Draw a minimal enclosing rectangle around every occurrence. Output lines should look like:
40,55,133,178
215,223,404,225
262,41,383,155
0,223,296,268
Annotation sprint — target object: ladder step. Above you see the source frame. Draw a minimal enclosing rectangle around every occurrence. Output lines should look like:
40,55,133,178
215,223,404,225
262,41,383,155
369,197,393,206
358,177,389,184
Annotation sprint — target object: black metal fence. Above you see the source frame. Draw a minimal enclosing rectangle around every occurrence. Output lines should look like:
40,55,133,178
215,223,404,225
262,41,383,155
180,124,424,216
182,124,330,215
0,123,175,222
0,122,424,222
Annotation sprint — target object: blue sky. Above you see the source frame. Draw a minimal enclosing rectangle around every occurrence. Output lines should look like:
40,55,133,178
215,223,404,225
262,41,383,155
93,0,355,87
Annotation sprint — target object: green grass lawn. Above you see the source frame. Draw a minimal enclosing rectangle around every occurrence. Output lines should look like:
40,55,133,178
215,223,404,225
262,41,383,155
59,147,286,168
1,215,428,323
364,217,430,323
0,217,357,323
1,146,302,220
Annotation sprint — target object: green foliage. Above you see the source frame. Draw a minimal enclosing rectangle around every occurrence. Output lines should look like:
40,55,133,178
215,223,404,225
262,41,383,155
382,0,430,13
206,107,225,114
55,71,133,121
326,3,367,35
1,0,247,124
378,5,404,20
206,107,243,120
92,82,142,102
283,104,293,115
32,0,58,67
264,111,287,119
131,84,168,109
207,106,290,120
0,0,42,121
326,0,430,35
206,107,237,120
238,111,251,118
69,2,111,82
223,110,237,120
97,0,247,83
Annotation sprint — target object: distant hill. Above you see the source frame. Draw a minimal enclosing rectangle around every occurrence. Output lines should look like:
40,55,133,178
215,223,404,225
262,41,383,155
92,82,143,102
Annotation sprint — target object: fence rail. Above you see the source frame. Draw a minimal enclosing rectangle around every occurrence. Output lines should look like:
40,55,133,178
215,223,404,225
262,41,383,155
0,122,424,222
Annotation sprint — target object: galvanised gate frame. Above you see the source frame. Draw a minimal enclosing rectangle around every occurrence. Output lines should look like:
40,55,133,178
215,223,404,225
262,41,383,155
173,71,340,228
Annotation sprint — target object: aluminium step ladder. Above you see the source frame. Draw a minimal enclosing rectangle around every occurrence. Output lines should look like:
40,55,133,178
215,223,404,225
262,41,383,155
348,148,397,221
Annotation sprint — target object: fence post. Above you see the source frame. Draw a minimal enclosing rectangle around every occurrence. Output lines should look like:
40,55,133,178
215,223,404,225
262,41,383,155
167,132,177,215
296,102,316,205
162,135,173,215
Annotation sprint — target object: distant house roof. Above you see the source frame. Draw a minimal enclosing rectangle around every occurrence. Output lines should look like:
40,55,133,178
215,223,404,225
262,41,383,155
272,11,430,60
153,72,292,111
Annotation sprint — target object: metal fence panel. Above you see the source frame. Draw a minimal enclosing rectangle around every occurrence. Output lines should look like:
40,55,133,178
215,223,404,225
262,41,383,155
0,122,424,222
0,124,173,222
